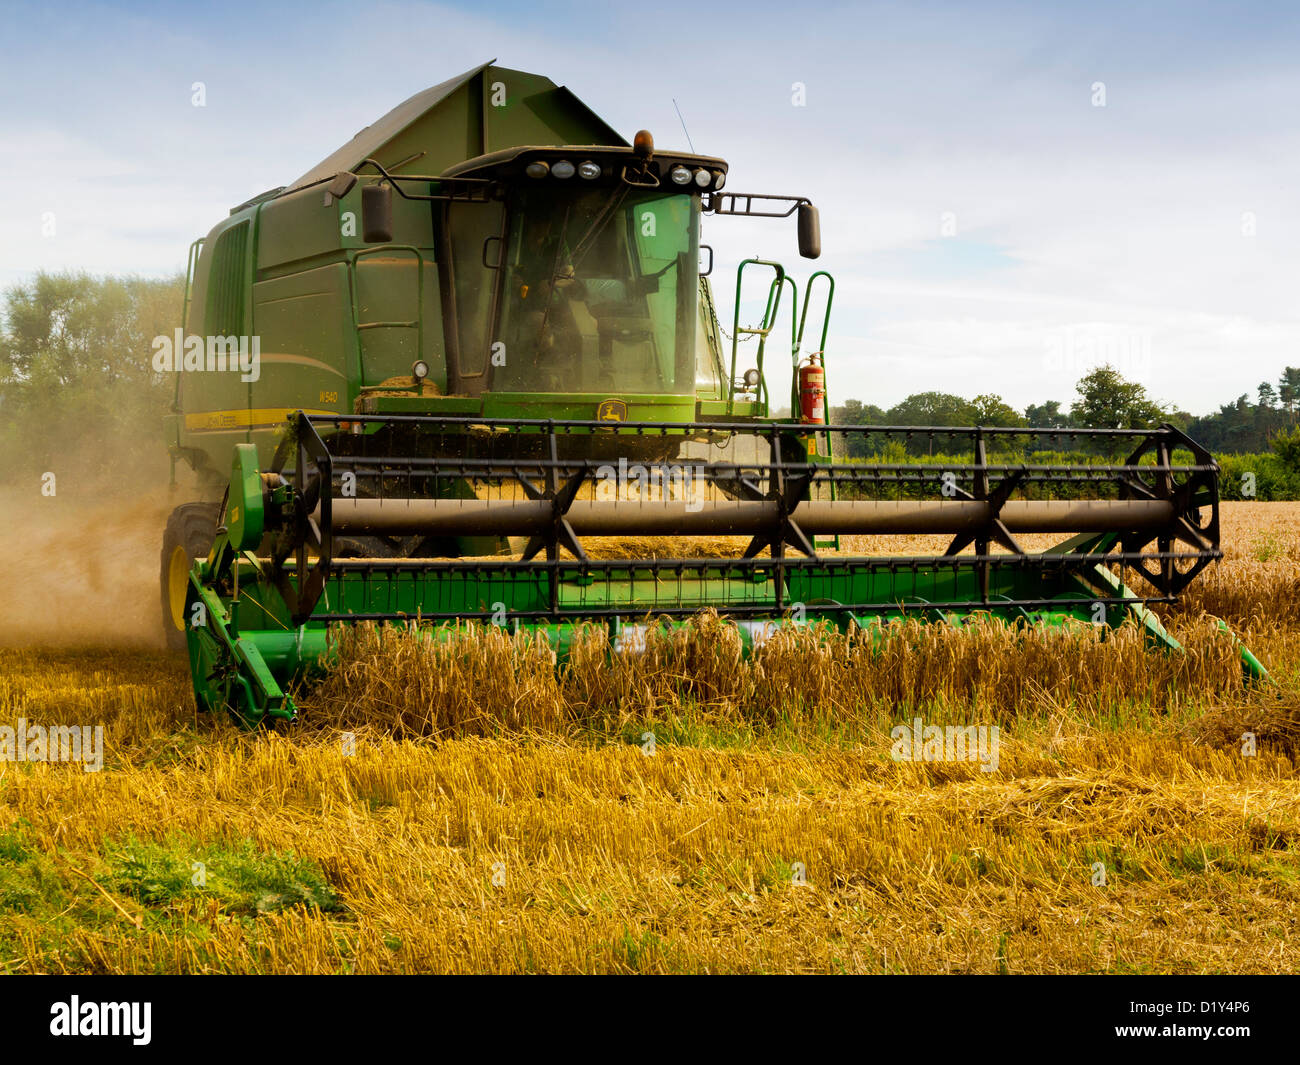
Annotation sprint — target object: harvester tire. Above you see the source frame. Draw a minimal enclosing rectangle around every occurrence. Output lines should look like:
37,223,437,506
161,502,221,652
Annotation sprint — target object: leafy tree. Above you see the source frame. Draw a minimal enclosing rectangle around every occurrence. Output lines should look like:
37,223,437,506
970,393,1026,428
1189,396,1265,453
1068,365,1169,457
1280,366,1300,421
830,398,886,426
1070,365,1167,430
832,398,864,424
885,391,975,425
1024,400,1072,427
1273,425,1300,472
884,392,977,455
830,398,888,457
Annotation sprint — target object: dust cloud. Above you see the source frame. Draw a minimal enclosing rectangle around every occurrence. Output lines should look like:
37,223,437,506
0,480,199,651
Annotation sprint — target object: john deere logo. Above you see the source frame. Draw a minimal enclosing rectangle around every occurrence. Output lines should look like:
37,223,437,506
597,399,627,422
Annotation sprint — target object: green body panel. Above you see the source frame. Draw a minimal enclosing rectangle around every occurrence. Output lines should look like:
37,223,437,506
251,263,356,408
698,398,760,417
478,392,697,423
228,561,1097,624
227,444,264,550
361,394,483,415
288,64,627,191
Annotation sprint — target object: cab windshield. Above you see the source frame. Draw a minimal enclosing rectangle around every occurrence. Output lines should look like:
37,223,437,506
492,185,698,395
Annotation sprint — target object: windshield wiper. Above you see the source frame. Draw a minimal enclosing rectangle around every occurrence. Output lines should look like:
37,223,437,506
536,186,632,356
569,186,629,267
535,203,572,358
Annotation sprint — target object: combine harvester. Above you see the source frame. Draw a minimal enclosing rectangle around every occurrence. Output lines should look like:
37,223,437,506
161,62,1256,725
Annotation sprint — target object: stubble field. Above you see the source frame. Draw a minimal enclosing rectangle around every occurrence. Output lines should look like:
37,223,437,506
0,502,1296,973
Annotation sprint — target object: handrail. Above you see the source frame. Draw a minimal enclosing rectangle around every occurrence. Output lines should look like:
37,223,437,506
727,258,785,415
796,270,834,360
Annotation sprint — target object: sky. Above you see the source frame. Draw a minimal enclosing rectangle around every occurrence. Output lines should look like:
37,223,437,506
3,0,1299,415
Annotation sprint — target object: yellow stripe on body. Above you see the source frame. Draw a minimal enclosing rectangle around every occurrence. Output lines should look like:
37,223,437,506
184,408,337,432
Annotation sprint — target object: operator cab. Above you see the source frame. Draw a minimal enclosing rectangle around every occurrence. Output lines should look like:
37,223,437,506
430,138,727,400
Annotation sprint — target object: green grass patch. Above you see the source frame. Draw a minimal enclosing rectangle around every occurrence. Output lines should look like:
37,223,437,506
109,834,342,916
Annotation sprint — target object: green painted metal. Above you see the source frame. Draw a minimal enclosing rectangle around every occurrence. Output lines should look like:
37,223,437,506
780,270,836,418
1215,618,1272,684
286,63,628,195
180,238,205,333
227,444,264,551
797,270,835,368
479,392,698,424
186,570,291,725
726,259,785,416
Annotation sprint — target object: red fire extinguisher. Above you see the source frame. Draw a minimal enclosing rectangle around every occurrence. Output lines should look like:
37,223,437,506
798,352,827,424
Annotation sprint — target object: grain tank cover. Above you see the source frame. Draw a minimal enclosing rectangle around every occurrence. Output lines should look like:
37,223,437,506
287,61,628,191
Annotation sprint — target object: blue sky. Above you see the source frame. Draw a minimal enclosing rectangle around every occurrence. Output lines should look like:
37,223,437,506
3,0,1300,414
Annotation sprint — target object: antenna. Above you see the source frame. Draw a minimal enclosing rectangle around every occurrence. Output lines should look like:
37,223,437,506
672,98,696,153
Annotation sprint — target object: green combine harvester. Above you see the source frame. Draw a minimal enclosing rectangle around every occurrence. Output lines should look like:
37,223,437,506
162,61,1250,725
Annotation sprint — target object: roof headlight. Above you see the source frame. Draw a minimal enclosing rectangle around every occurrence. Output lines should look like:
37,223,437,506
577,160,601,180
670,165,692,185
551,159,576,179
712,170,726,190
525,161,550,179
693,168,711,188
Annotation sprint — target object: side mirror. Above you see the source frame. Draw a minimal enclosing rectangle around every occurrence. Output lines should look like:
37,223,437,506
797,202,821,259
362,183,393,243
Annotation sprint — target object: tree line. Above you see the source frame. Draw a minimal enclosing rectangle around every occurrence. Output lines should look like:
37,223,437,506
827,364,1300,498
0,270,185,485
834,365,1299,437
830,365,1300,455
